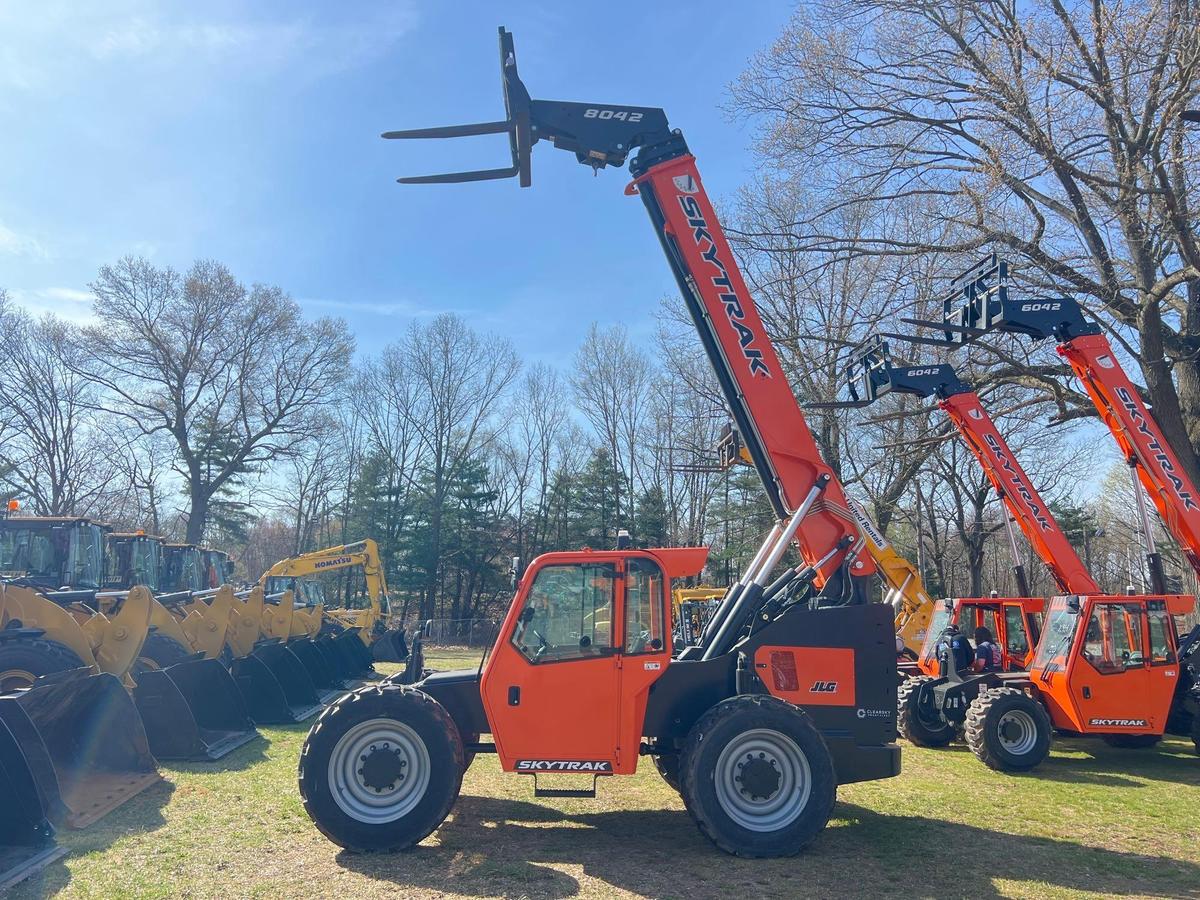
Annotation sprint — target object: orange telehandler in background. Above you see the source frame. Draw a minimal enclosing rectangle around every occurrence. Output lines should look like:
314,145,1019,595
884,254,1200,766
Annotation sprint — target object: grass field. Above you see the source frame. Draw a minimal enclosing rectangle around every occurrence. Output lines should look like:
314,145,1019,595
11,650,1200,900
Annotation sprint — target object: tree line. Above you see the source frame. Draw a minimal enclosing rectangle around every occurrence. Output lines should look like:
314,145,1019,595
2,1,1197,627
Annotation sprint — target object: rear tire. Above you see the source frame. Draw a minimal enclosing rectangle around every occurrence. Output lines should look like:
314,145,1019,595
130,632,192,681
298,682,463,851
1191,713,1200,756
652,752,682,793
1101,733,1161,750
965,687,1051,772
0,638,86,691
897,676,955,747
679,695,835,857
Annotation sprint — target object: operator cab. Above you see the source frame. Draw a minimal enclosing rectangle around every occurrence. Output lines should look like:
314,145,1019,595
917,596,1044,677
0,516,108,590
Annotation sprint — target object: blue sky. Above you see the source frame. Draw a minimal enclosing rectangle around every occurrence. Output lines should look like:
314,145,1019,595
0,1,795,366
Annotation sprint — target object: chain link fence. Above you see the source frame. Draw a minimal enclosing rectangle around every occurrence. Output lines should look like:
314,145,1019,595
409,617,503,648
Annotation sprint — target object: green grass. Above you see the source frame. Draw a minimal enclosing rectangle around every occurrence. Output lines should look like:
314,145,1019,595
10,652,1200,899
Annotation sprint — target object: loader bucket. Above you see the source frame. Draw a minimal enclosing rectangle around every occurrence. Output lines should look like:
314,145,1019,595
371,627,408,663
132,657,258,761
316,632,375,684
333,629,377,677
231,642,322,723
0,717,68,893
286,638,342,697
0,669,160,829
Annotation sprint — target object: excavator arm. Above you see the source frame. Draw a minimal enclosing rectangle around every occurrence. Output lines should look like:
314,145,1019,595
383,28,874,616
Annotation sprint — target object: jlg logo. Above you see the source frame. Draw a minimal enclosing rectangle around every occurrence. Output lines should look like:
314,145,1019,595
810,681,839,693
1021,302,1061,312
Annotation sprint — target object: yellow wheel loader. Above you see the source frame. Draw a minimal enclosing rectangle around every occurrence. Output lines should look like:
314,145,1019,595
2,515,257,761
671,586,723,648
258,539,407,672
0,580,161,828
110,532,323,724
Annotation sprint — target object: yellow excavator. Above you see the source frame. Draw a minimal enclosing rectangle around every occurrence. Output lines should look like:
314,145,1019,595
257,539,408,668
717,425,935,656
671,586,724,647
107,531,326,723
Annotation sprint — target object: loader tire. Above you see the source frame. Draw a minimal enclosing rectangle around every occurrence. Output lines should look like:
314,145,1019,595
679,695,835,858
0,637,86,691
1101,734,1161,750
897,676,955,747
965,687,1051,772
652,752,682,793
1191,714,1200,756
299,682,463,852
130,632,192,681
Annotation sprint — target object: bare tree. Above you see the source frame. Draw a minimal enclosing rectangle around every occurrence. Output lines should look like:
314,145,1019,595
74,257,354,542
0,308,118,514
733,0,1200,476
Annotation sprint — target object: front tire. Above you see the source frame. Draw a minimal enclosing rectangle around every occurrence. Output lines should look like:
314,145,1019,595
298,682,463,851
964,687,1051,772
897,676,955,747
652,752,682,793
130,632,192,680
0,637,86,691
679,695,835,857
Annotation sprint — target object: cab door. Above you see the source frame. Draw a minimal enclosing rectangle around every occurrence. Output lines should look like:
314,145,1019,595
481,559,624,773
1070,601,1159,734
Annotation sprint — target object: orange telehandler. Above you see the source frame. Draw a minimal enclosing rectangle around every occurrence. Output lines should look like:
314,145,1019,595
886,254,1200,766
295,28,899,859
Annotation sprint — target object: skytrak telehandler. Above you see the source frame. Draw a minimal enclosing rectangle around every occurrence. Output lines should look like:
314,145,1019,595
1,514,257,761
107,531,325,724
296,28,898,859
889,254,1200,765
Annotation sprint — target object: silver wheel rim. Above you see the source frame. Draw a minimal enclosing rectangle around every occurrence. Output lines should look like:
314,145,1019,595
996,709,1038,756
328,717,430,823
714,728,811,832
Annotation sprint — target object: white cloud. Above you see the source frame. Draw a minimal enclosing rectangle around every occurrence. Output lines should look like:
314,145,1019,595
0,222,49,259
0,3,420,91
8,287,94,323
303,296,456,318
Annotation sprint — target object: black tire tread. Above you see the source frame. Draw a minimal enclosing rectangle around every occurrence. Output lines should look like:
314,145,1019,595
678,694,836,858
132,632,192,680
298,681,462,852
897,676,955,747
652,752,682,793
964,686,1051,772
0,637,87,688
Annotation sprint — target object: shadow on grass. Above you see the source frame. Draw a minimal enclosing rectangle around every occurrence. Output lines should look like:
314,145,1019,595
164,731,272,775
11,777,177,899
332,793,1200,899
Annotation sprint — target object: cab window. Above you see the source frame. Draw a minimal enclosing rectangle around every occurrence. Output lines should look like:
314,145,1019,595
1003,605,1029,657
1146,602,1176,666
625,558,666,654
1081,604,1145,674
512,563,616,663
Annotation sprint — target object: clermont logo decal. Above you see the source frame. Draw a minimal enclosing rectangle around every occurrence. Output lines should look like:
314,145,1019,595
673,173,699,194
516,760,613,772
1088,718,1148,728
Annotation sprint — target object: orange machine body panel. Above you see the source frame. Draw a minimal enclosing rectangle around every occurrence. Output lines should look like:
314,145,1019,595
753,646,856,708
479,547,707,776
1030,594,1194,734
